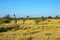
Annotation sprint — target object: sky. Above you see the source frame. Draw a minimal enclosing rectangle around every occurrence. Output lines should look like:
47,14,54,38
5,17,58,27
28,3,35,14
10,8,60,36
0,0,60,18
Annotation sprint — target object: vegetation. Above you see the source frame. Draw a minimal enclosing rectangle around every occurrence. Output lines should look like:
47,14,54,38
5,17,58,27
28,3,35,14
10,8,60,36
0,15,60,40
0,15,11,24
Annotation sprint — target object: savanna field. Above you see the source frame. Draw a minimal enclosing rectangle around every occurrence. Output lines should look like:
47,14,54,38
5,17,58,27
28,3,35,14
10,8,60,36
0,18,60,40
1,0,60,40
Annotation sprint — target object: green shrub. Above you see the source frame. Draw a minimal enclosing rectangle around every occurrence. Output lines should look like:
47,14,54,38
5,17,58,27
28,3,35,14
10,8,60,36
0,15,11,24
3,19,10,23
34,19,41,24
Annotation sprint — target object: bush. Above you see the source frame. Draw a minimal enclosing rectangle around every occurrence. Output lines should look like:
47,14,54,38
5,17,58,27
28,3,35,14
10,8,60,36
0,27,7,32
0,20,3,24
0,19,10,24
0,15,11,24
3,19,10,23
34,19,41,24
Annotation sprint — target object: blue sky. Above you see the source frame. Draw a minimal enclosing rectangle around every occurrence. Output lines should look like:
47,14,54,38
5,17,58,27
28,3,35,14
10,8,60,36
0,0,60,17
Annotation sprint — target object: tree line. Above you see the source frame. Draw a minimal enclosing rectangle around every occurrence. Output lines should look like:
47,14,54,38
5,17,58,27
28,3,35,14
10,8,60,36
0,14,60,24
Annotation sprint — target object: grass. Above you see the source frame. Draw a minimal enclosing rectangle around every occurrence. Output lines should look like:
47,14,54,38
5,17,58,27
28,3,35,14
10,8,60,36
0,19,60,40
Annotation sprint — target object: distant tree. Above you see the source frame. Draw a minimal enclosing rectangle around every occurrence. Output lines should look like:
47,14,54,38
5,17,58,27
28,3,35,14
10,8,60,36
26,16,30,19
34,19,40,24
41,16,45,19
41,16,46,21
26,16,29,18
13,14,19,30
55,15,60,19
2,14,11,23
14,14,17,24
48,16,52,19
3,15,10,19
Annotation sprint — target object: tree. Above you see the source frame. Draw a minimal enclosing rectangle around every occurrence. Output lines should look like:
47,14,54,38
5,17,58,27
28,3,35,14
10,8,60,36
41,16,46,21
48,16,52,19
3,15,10,19
26,16,30,20
26,16,29,18
13,14,19,30
55,15,60,19
14,14,17,24
3,14,11,23
34,19,40,24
